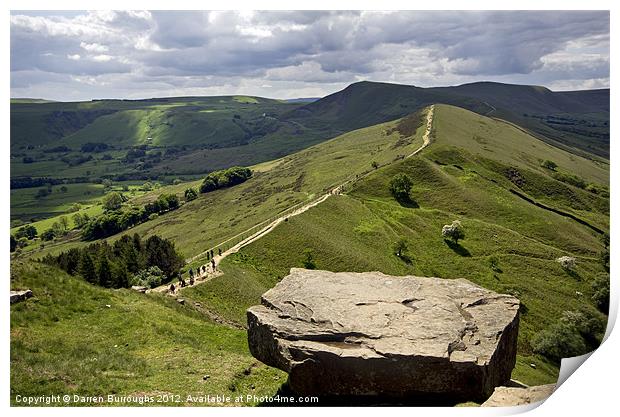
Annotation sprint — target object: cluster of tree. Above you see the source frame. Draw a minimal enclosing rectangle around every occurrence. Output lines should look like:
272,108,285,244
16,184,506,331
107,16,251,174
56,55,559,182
81,142,110,153
200,166,252,193
43,145,72,153
60,154,93,166
10,177,64,189
43,234,185,289
11,225,38,252
531,308,606,364
41,216,70,241
82,193,179,240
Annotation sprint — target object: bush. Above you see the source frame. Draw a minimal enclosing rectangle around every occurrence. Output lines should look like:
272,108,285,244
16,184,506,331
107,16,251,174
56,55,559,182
15,225,37,240
200,166,252,193
442,220,465,244
389,173,413,201
131,266,167,288
532,308,605,363
591,273,610,314
41,229,56,241
540,159,558,170
103,192,124,211
184,188,198,201
556,256,576,270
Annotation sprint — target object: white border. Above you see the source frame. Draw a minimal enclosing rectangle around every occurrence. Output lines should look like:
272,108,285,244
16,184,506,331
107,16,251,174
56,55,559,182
2,2,617,417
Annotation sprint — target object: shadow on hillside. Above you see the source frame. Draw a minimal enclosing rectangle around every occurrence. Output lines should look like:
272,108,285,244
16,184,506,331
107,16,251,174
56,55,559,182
444,240,471,257
395,195,419,209
258,381,466,407
564,269,582,281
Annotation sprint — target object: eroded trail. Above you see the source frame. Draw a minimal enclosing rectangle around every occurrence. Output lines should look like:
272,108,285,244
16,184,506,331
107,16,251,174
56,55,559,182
151,105,434,295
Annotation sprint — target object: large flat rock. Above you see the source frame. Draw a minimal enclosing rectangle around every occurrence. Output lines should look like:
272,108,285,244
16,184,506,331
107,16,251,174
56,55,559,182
247,268,520,401
482,384,556,407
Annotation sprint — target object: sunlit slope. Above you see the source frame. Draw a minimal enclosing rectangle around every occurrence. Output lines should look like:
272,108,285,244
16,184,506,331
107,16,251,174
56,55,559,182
10,262,284,405
430,105,608,185
34,110,430,259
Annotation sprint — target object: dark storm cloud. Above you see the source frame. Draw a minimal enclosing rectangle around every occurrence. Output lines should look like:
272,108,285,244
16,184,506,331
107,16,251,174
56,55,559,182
9,10,610,101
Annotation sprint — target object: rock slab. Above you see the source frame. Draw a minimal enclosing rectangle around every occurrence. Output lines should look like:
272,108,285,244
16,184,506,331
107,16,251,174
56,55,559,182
482,384,556,407
247,268,520,401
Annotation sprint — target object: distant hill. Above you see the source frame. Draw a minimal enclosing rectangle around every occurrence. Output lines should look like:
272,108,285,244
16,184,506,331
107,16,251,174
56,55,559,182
10,81,609,189
285,81,609,158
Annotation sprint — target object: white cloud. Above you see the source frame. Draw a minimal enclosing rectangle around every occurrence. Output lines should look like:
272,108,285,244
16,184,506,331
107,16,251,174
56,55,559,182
10,10,609,100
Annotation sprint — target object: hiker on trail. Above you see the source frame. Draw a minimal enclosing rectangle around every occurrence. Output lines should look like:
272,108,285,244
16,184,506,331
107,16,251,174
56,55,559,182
180,278,186,288
206,252,210,260
169,283,175,293
218,248,222,256
189,276,195,286
210,250,214,259
189,268,194,279
211,258,216,271
202,265,206,274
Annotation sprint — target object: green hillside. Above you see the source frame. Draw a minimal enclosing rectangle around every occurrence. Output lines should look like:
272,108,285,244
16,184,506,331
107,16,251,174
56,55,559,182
287,81,609,158
27,109,428,260
180,105,609,386
11,104,609,403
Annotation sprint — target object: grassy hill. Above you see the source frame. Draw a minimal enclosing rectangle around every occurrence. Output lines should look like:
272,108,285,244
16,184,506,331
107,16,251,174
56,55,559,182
287,81,609,158
25,109,428,260
11,104,609,403
179,105,609,386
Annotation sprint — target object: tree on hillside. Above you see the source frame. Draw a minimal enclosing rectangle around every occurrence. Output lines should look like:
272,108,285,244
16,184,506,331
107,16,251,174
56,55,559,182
10,235,17,252
389,173,413,201
97,256,113,287
184,187,198,201
394,238,408,258
103,192,124,211
15,225,37,240
442,220,465,244
591,273,610,314
540,160,558,170
41,229,56,241
78,251,97,284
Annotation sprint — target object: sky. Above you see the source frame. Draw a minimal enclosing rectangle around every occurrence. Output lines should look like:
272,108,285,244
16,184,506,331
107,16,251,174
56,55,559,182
10,10,610,101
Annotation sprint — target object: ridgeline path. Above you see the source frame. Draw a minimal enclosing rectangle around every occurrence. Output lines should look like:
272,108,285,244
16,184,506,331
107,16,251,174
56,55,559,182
150,105,434,295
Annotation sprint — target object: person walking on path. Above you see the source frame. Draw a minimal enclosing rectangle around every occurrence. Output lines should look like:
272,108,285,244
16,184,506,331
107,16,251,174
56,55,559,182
211,258,216,272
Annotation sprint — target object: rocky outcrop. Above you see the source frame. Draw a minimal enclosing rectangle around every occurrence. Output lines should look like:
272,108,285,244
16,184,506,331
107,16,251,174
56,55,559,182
10,289,33,305
247,268,520,402
482,384,555,407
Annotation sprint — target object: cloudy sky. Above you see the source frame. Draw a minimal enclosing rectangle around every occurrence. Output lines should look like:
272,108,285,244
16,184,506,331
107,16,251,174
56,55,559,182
10,10,610,101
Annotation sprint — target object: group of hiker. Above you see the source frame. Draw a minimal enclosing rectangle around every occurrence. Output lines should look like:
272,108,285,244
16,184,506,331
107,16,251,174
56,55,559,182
168,247,223,294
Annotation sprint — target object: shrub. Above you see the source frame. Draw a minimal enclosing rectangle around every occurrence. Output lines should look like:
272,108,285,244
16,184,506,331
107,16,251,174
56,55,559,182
389,173,413,201
15,225,38,240
103,192,124,211
442,220,465,244
200,166,252,193
131,266,167,288
540,160,557,170
591,273,610,314
185,188,198,201
556,256,576,270
41,229,56,241
532,308,605,363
